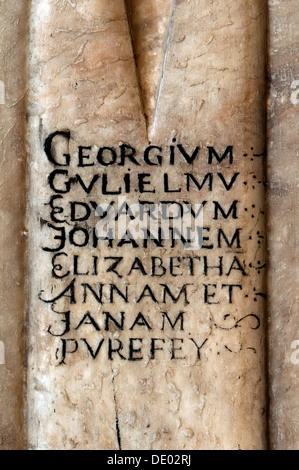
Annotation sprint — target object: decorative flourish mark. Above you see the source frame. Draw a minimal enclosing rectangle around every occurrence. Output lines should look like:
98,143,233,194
224,344,257,354
213,314,260,331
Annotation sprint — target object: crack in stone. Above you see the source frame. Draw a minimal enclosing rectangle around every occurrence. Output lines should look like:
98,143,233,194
125,0,176,140
112,372,122,450
151,0,177,138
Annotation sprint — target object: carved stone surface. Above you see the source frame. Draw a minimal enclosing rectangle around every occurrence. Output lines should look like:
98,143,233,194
0,0,27,450
268,0,299,450
24,0,267,450
1,0,298,451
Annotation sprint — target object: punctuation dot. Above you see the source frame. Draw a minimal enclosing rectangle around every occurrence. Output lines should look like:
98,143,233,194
244,182,247,185
252,185,255,189
257,261,261,265
172,138,177,142
251,215,255,218
249,236,252,240
251,147,254,150
252,204,256,208
243,154,248,157
245,208,248,211
254,298,257,302
253,175,257,179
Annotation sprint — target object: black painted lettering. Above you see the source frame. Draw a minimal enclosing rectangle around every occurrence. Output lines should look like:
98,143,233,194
78,146,93,167
128,339,143,361
218,228,241,248
204,284,219,304
208,146,233,164
103,312,124,331
119,144,139,166
213,200,238,220
171,339,185,360
81,338,104,359
161,284,192,305
97,147,117,166
221,284,242,303
44,131,71,167
75,312,101,331
48,310,70,337
39,279,76,304
108,339,126,360
70,202,91,222
150,338,165,359
129,313,152,331
143,146,163,165
161,312,184,331
42,224,66,252
56,338,78,365
48,170,71,193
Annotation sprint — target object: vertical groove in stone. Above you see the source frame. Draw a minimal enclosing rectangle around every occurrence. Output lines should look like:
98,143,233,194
151,0,176,138
125,0,174,134
0,0,28,450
